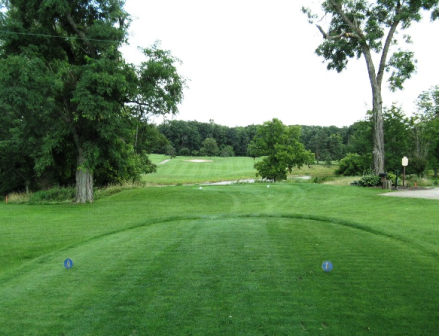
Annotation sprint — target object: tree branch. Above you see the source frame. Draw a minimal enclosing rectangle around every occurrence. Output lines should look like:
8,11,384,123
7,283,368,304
65,10,96,58
377,3,402,86
327,0,364,38
316,24,360,40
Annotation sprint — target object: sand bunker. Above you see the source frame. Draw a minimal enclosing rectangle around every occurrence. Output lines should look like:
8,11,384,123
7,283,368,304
184,160,213,162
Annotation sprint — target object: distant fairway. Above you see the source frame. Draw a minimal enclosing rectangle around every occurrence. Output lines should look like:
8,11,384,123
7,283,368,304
143,154,332,185
1,181,439,334
144,154,260,184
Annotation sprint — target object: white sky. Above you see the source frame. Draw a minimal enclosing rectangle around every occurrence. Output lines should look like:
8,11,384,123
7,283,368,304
120,0,439,128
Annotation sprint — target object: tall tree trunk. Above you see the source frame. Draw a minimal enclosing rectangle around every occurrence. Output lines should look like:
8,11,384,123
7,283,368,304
75,149,94,204
363,48,385,175
72,127,94,204
25,179,30,195
372,91,385,175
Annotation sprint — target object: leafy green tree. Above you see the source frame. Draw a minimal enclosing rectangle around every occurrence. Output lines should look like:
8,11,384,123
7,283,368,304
335,153,366,176
0,1,185,202
309,128,330,162
345,116,374,171
220,145,235,158
249,118,314,182
414,85,439,176
300,125,347,162
303,0,439,174
328,133,344,161
383,104,410,172
133,121,169,155
165,144,177,159
202,138,219,157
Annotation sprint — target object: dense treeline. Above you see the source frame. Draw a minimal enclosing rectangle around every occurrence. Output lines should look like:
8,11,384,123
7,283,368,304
156,85,439,178
155,119,349,159
156,120,258,157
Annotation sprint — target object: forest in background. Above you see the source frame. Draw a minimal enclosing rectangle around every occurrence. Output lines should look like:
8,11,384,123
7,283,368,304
154,93,439,179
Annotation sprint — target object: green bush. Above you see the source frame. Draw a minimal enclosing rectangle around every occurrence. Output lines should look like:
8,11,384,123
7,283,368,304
358,175,381,187
28,187,75,204
335,153,364,176
179,148,190,156
387,172,397,185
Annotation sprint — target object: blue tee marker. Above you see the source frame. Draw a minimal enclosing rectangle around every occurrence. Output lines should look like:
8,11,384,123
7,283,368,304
64,258,73,269
322,261,333,272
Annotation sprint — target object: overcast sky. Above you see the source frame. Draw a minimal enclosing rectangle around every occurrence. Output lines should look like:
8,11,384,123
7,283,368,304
120,0,439,128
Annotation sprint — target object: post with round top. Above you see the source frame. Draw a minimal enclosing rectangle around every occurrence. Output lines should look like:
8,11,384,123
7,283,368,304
402,156,408,187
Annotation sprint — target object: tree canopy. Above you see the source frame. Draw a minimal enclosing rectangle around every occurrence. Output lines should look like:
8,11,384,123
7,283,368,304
0,0,186,202
303,0,439,174
414,85,439,176
248,119,314,182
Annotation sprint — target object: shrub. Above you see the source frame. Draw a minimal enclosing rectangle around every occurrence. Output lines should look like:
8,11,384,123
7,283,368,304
335,153,364,176
387,172,397,185
179,147,190,156
165,144,176,158
358,175,381,187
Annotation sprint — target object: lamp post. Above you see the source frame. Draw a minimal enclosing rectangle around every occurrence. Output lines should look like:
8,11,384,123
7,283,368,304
402,156,408,187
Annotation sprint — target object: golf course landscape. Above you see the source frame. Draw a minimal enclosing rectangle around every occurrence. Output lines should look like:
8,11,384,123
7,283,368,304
1,156,438,335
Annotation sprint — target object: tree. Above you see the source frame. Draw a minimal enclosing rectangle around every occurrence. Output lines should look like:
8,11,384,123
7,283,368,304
133,122,169,154
303,0,439,174
383,104,410,171
165,144,177,159
220,145,235,158
202,138,219,157
0,1,185,202
309,128,330,162
414,85,439,176
248,118,314,182
335,153,365,176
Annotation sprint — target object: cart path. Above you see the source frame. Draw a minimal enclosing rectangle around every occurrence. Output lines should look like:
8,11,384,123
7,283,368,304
381,188,439,199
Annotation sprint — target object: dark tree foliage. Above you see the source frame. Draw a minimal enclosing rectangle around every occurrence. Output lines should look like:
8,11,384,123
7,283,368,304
0,0,185,201
383,104,410,172
157,120,258,157
412,85,439,176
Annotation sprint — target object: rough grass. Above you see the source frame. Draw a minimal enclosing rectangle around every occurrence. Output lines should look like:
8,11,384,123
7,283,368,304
323,176,359,186
1,182,439,335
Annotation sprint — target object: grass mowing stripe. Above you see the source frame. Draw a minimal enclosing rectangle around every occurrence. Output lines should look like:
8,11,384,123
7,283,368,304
1,217,438,335
143,155,259,185
2,183,439,335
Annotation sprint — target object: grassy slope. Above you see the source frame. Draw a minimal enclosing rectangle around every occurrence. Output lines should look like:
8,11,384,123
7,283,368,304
145,154,336,185
144,155,260,184
1,181,439,334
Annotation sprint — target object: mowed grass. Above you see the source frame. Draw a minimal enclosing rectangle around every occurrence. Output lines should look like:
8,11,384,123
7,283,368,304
144,154,335,184
144,154,260,184
1,181,439,334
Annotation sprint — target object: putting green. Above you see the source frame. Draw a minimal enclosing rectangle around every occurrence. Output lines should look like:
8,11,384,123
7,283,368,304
1,216,438,335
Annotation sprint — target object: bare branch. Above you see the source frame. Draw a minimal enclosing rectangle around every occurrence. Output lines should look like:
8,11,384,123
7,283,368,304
316,24,327,38
316,25,360,40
